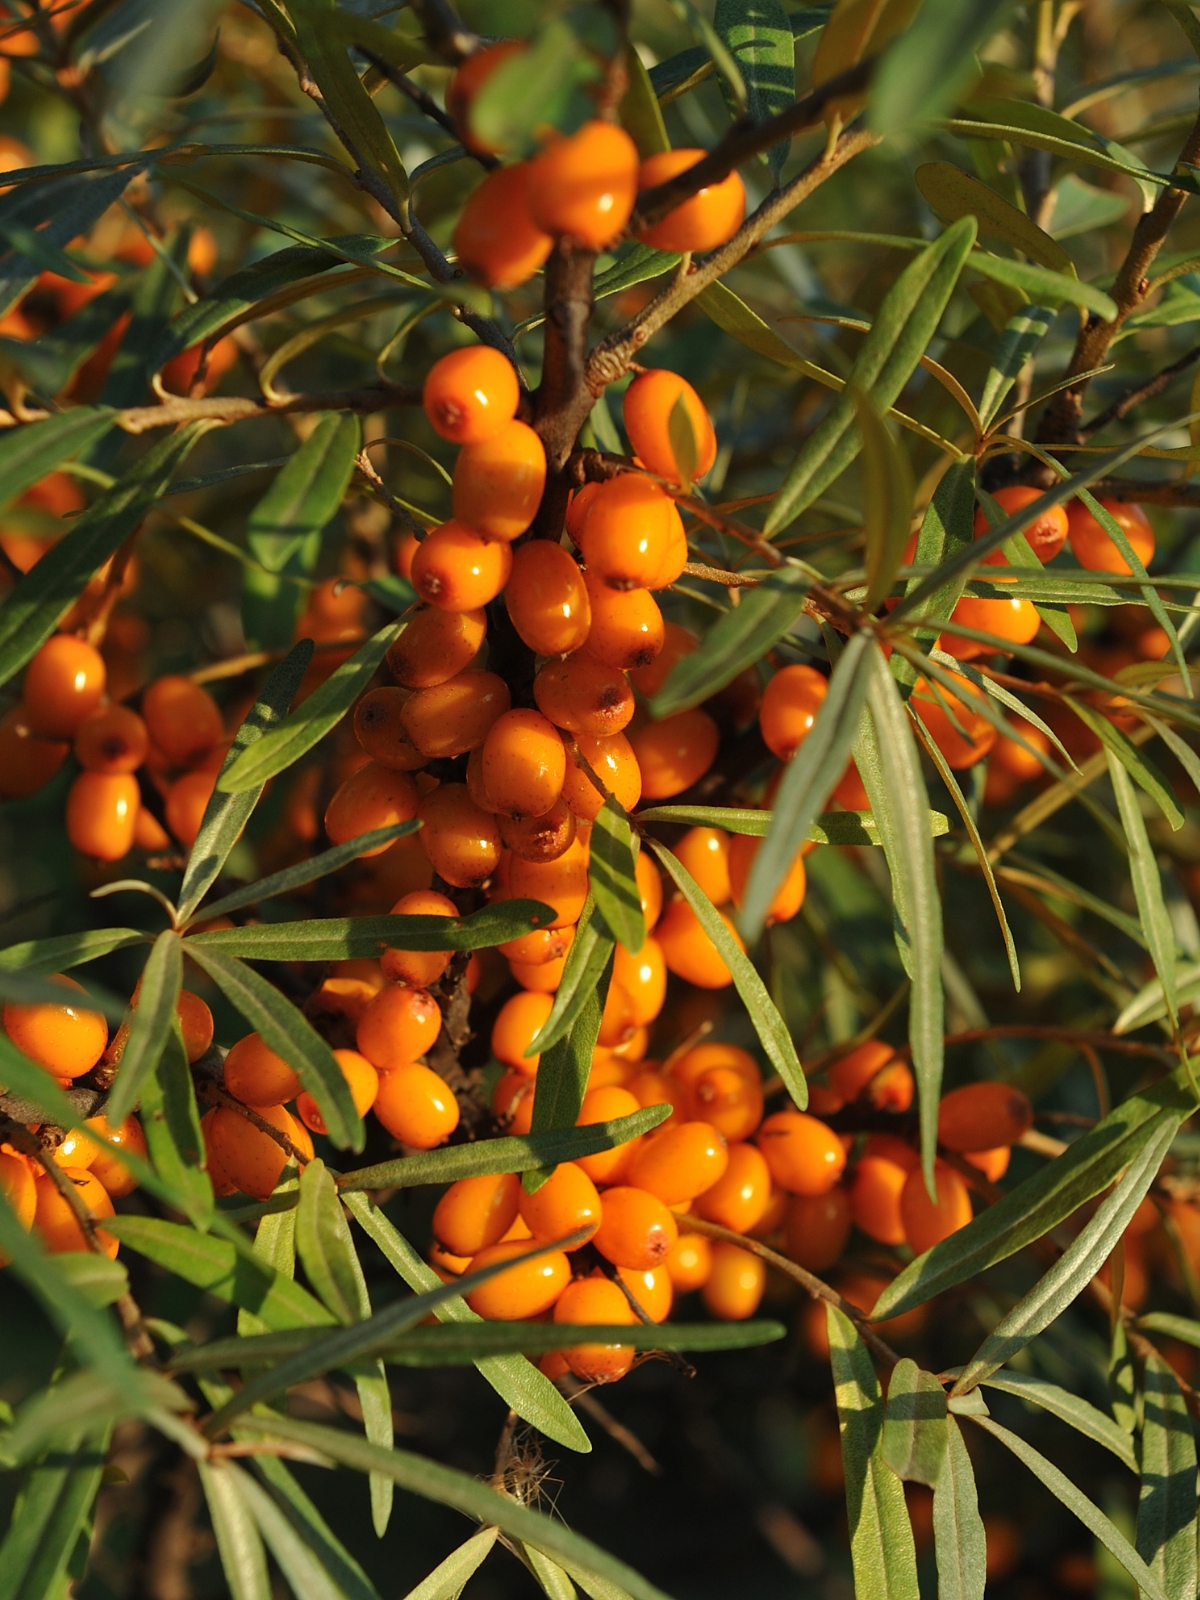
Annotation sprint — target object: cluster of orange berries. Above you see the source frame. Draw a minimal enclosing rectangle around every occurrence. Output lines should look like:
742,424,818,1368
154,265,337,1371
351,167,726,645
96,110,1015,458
447,42,746,288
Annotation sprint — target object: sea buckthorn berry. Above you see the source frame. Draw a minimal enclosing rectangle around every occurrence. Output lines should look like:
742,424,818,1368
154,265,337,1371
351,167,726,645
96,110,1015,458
577,473,677,590
501,798,576,864
966,1145,1011,1182
23,635,106,738
581,577,664,672
493,1068,535,1133
324,762,419,853
311,959,388,1022
671,1043,760,1108
900,1161,973,1254
1067,498,1154,574
492,989,554,1075
612,938,667,1028
694,1141,771,1233
974,484,1069,563
429,1241,471,1281
946,548,1040,661
296,1049,378,1134
653,503,695,593
627,1066,674,1119
133,805,171,852
673,827,732,906
910,675,996,770
209,1104,308,1202
500,925,574,967
356,983,441,1070
4,975,107,1078
833,758,870,810
656,896,738,988
851,1153,909,1245
0,706,68,798
453,161,554,287
553,1275,637,1383
417,783,502,888
597,981,635,1050
412,521,513,612
702,1240,765,1321
518,1160,601,1248
629,708,719,800
636,148,747,254
594,1185,679,1269
434,1172,521,1258
177,990,214,1062
751,1182,790,1239
66,770,138,860
760,665,828,761
446,40,526,150
575,1085,644,1184
620,1263,672,1323
0,1150,35,1235
505,541,591,657
352,689,425,771
53,1126,99,1169
452,419,547,541
692,1067,764,1143
509,834,590,928
224,1032,301,1105
199,1108,237,1197
381,889,458,986
142,675,223,766
629,621,699,702
33,1167,117,1257
423,346,519,445
636,851,663,931
562,731,642,821
509,954,567,993
786,1186,852,1271
666,1231,712,1292
623,369,717,486
481,708,566,818
386,607,487,692
869,1061,914,1112
165,769,216,849
727,830,806,924
758,1110,847,1195
464,1237,571,1319
828,1040,895,1104
565,481,602,543
529,120,639,249
83,1114,147,1199
73,704,148,774
629,1121,728,1205
937,1080,1033,1152
374,1061,460,1148
400,671,511,762
534,652,635,737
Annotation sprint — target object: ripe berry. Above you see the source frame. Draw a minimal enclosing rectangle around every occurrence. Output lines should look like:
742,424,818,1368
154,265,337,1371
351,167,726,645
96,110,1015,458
582,576,664,671
758,1110,846,1195
499,925,574,966
636,148,746,254
850,1153,910,1246
208,1104,309,1202
23,635,106,737
416,783,502,888
966,1145,1011,1181
83,1114,147,1199
224,1032,301,1105
937,1081,1033,1151
629,1121,728,1204
451,419,546,540
411,520,513,612
504,541,592,657
629,708,719,799
671,1042,760,1110
785,1186,852,1270
74,704,148,774
553,1275,636,1384
637,851,663,931
575,1085,644,1185
974,484,1068,562
33,1167,118,1256
165,769,216,849
900,1161,973,1254
910,675,996,769
760,665,828,761
727,831,806,924
4,975,107,1078
296,1049,379,1134
423,346,519,444
518,1160,601,1247
829,1040,895,1104
453,162,554,288
561,731,642,820
381,889,458,986
534,652,635,737
311,959,388,1022
1067,498,1154,574
612,938,667,1028
529,121,639,249
694,1141,771,1232
576,473,677,590
481,708,566,818
373,1061,460,1148
629,621,698,701
400,670,511,760
500,798,576,864
869,1061,914,1112
66,770,138,860
463,1238,571,1319
493,1068,535,1133
446,40,526,153
0,706,68,798
666,1231,712,1292
356,983,441,1070
509,833,589,927
492,989,554,1074
386,605,487,689
673,827,731,905
593,1185,678,1270
434,1171,521,1257
691,1066,763,1143
324,762,419,852
947,547,1041,661
701,1240,765,1320
621,1263,672,1322
352,688,426,771
0,1151,36,1239
655,896,738,988
142,675,223,766
623,369,717,485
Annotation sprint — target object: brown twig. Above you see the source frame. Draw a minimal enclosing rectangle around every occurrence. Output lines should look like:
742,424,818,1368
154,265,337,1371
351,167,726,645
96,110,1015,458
557,1378,663,1474
1079,342,1200,437
194,1082,311,1168
682,561,762,587
408,0,478,64
362,51,494,163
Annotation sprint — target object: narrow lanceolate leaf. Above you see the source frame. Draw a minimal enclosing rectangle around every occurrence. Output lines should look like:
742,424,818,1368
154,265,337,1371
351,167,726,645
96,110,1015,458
218,618,406,794
1137,1350,1198,1600
765,218,977,534
870,0,1019,134
649,567,811,718
401,1529,500,1600
882,1359,948,1486
199,1460,272,1600
855,644,943,1184
0,423,202,687
186,945,362,1152
589,802,645,954
229,1461,350,1600
639,804,950,846
0,407,112,503
1069,699,1184,830
826,1306,920,1600
973,1372,1137,1470
140,1026,214,1231
714,0,794,178
741,630,871,940
177,639,316,922
192,822,420,924
527,897,615,1058
970,1417,1170,1600
619,45,670,157
952,1113,1179,1394
187,901,557,963
857,389,916,612
0,926,147,975
932,1417,986,1600
650,839,806,1107
240,1166,300,1337
1107,752,1182,1036
916,162,1075,274
106,930,183,1126
528,988,607,1187
977,305,1057,431
248,1455,381,1600
891,455,977,686
0,1431,110,1600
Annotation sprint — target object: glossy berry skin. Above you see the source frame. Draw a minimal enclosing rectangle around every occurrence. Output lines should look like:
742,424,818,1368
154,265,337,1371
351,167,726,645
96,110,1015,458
576,473,677,590
575,1085,644,1185
434,1171,521,1257
423,346,519,444
785,1186,852,1271
727,831,806,924
702,1241,765,1320
671,1042,759,1108
666,1232,712,1292
518,1160,601,1248
901,1161,973,1254
509,834,590,928
637,852,663,931
352,689,426,772
593,1185,679,1270
451,420,546,540
553,1275,636,1384
534,652,635,737
23,635,106,738
411,520,513,612
851,1154,909,1246
324,762,419,852
562,731,642,821
629,1121,728,1205
758,1110,847,1195
656,896,738,988
693,1141,771,1233
74,704,148,773
582,577,664,672
296,1049,379,1135
629,621,698,701
4,975,107,1078
500,799,576,864
612,938,667,1028
760,665,828,761
937,1081,1033,1151
493,1068,535,1133
1067,498,1154,574
464,1237,571,1319
637,148,747,254
381,889,457,986
529,121,639,249
223,1032,301,1105
417,784,502,888
66,770,138,860
829,1040,895,1103
142,675,223,766
623,369,717,485
491,989,553,1075
0,706,68,798
311,960,387,1023
207,1104,310,1202
481,708,566,818
504,542,591,657
453,161,553,287
373,1061,460,1148
33,1167,118,1257
630,709,719,799
164,769,216,850
0,1151,36,1237
974,484,1068,562
910,676,996,770
356,984,441,1071
621,1263,672,1322
691,1066,764,1143
83,1114,147,1199
499,925,574,967
400,671,511,760
673,827,731,905
946,548,1040,660
386,606,487,692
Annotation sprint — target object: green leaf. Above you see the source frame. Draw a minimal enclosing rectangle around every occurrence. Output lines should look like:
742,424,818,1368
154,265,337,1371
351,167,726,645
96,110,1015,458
1137,1350,1199,1600
589,802,646,955
0,1432,109,1600
527,988,606,1188
857,388,916,613
637,803,949,844
519,1544,577,1600
971,252,1117,324
1068,701,1184,829
951,1113,1179,1394
199,1461,272,1600
916,161,1074,274
1107,752,1183,1040
1110,1316,1139,1440
715,0,795,179
0,926,147,975
0,407,113,504
0,424,203,687
401,1530,500,1600
0,1367,188,1468
650,839,806,1107
882,1359,948,1486
248,1455,381,1600
694,279,842,389
140,1025,214,1230
826,1306,920,1600
977,305,1057,430
971,1372,1137,1471
297,1159,368,1328
228,1460,350,1600
932,1417,986,1600
871,0,1020,134
185,946,362,1151
891,455,977,684
649,568,811,718
525,896,615,1059
0,169,141,318
765,218,977,534
618,46,671,157
196,823,422,924
186,901,557,962
52,1252,129,1310
105,929,183,1126
240,1167,300,1337
469,18,602,157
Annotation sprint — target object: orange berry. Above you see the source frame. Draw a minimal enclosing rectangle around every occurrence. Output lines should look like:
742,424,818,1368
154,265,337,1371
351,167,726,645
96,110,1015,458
33,1167,117,1257
869,1061,914,1112
429,1241,471,1281
0,705,68,798
1067,498,1154,574
224,1033,301,1105
623,369,717,485
65,770,138,860
177,990,214,1062
977,484,1070,561
693,1141,771,1232
296,1049,378,1134
509,833,589,928
666,1231,712,1292
493,1068,535,1133
381,889,458,986
434,1172,522,1257
351,689,425,771
492,989,554,1074
910,674,996,770
529,121,639,249
566,481,602,542
451,419,546,540
901,1161,973,1255
758,1110,846,1195
597,981,635,1049
673,827,732,906
636,851,663,931
576,474,677,590
499,925,574,966
619,1263,672,1323
670,1043,760,1106
786,1186,852,1270
310,959,388,1022
500,798,577,864
655,896,738,988
828,1040,895,1104
701,1240,765,1320
636,148,746,254
727,830,806,924
356,983,441,1070
400,670,511,761
612,938,667,1028
464,1237,571,1319
534,651,635,737
142,675,223,766
518,1160,601,1248
966,1145,1011,1182
760,665,827,761
423,346,519,445
581,577,664,672
946,546,1040,661
164,769,216,849
481,708,566,818
629,1121,728,1205
553,1274,636,1383
73,704,148,774
937,1081,1033,1152
374,1061,459,1148
446,40,526,151
833,758,870,810
412,521,513,611
575,1085,644,1185
594,1185,679,1269
504,541,592,657
386,606,487,692
416,783,502,888
629,709,719,799
209,1105,309,1202
23,635,106,738
850,1154,909,1246
629,621,698,701
133,805,171,851
691,1066,764,1143
83,1114,146,1199
0,1150,36,1239
561,731,642,820
324,762,419,852
199,1108,237,1197
453,161,554,287
3,975,106,1078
